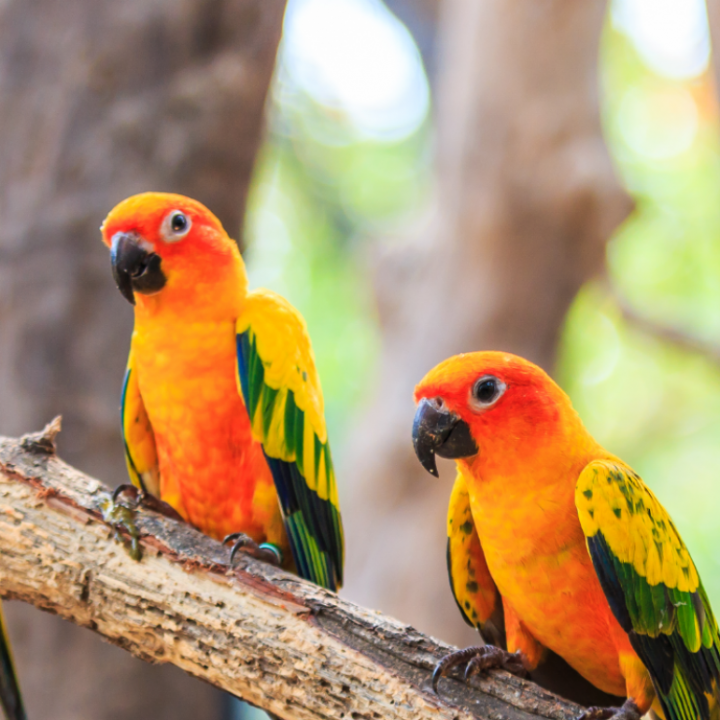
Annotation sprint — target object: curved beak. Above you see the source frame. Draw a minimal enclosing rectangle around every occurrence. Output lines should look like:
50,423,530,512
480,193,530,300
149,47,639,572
412,398,478,478
110,232,166,305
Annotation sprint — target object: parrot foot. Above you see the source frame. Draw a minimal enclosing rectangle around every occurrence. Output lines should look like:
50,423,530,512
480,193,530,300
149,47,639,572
100,492,142,561
111,484,185,523
101,486,185,562
431,645,527,693
223,533,283,567
576,699,641,720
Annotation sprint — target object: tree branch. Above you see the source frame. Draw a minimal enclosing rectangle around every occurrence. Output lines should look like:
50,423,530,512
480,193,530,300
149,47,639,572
0,420,581,720
612,293,720,367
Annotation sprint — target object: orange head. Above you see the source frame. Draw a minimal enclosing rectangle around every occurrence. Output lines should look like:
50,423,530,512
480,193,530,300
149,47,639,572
101,192,246,316
412,351,590,479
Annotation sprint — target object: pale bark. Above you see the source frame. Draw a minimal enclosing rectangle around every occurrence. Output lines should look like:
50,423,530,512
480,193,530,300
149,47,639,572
0,0,286,716
341,0,631,693
0,421,584,720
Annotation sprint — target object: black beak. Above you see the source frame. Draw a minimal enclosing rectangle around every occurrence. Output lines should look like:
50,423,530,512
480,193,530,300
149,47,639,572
110,231,166,305
412,398,478,477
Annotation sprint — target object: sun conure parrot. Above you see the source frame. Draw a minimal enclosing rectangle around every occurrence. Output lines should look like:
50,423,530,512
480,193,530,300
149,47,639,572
101,192,344,591
0,607,25,720
412,351,720,720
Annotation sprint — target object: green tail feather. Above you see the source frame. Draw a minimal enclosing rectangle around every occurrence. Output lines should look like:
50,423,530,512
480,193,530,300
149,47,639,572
0,605,26,720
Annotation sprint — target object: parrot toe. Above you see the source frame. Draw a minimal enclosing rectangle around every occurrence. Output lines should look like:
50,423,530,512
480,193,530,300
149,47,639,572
223,533,283,567
101,491,143,561
112,484,185,523
431,645,527,693
575,699,641,720
101,486,186,561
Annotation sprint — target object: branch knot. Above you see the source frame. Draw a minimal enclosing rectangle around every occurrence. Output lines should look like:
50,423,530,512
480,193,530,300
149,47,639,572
20,416,62,455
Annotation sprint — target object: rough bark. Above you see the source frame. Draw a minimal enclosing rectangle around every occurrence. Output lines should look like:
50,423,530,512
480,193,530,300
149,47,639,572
342,0,631,669
0,422,585,720
0,0,286,716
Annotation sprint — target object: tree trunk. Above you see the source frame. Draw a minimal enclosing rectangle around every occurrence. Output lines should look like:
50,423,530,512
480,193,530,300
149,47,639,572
341,0,630,689
0,0,285,716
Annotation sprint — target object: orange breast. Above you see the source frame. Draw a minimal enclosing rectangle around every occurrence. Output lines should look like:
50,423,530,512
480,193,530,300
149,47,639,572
131,318,287,547
465,469,634,697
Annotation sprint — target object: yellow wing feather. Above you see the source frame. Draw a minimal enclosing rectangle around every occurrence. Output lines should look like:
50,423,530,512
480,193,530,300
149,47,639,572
236,288,344,589
447,469,498,629
237,288,326,441
121,353,160,497
237,289,334,499
576,460,698,594
576,460,720,720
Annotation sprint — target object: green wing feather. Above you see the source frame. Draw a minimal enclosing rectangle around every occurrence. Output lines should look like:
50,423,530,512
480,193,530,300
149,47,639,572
447,470,498,631
120,352,160,497
0,604,25,720
576,460,720,720
236,289,344,591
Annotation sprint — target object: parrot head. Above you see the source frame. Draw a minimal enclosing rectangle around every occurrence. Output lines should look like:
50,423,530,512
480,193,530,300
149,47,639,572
412,351,581,478
101,192,246,311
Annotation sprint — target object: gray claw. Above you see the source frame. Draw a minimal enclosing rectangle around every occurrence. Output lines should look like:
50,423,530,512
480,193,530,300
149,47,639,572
432,645,526,694
223,533,282,566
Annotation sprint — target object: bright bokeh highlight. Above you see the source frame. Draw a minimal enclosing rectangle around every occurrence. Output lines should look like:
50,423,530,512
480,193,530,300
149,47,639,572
611,0,710,79
282,0,429,140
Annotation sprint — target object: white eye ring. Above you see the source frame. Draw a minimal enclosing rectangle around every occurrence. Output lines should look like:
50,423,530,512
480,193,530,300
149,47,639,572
469,375,506,412
161,210,192,242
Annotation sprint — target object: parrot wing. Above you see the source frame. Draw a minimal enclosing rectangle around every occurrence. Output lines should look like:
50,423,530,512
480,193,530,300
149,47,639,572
236,289,344,591
576,460,720,720
447,469,499,631
0,604,25,720
121,352,160,497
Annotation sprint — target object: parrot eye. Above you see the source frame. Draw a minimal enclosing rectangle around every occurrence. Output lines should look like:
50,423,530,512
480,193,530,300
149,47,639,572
470,375,506,409
161,210,192,242
171,213,188,232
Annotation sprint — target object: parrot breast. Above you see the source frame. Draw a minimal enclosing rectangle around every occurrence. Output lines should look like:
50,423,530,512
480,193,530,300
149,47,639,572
464,463,634,698
130,315,287,547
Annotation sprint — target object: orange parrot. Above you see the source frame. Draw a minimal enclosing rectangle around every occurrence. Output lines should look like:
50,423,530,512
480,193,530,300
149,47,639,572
101,192,343,591
412,351,720,720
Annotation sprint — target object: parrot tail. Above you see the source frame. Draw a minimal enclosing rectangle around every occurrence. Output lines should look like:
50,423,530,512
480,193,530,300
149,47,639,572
0,604,26,720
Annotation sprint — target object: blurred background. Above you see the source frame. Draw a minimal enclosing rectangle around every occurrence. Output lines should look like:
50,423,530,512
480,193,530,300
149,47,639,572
1,0,720,717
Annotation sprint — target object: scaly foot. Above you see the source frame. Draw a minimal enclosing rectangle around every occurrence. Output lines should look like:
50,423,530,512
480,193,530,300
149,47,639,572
432,645,527,693
576,700,641,720
101,485,185,561
223,533,283,567
111,484,185,522
100,492,142,561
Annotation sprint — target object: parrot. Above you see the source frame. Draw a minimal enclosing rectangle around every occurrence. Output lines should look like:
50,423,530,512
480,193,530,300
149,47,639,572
0,607,25,720
101,192,344,592
411,351,720,720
